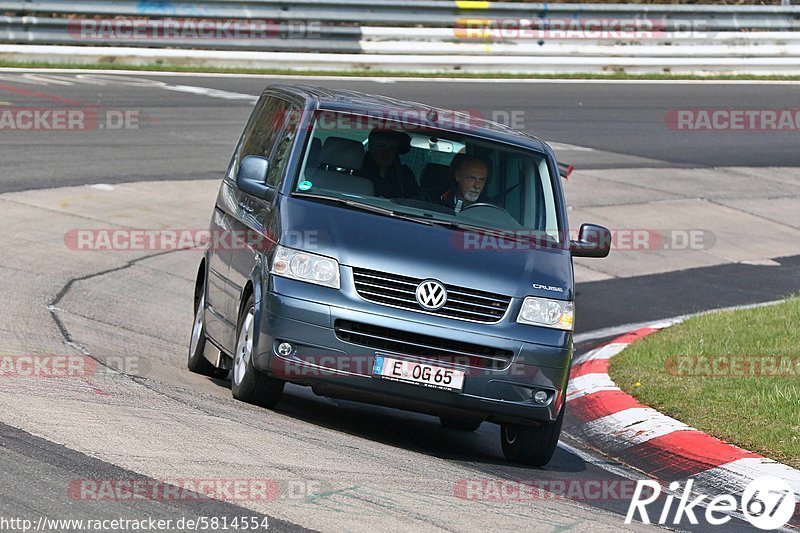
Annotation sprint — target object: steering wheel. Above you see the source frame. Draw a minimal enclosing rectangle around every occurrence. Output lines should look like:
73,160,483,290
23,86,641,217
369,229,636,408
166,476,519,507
459,202,510,215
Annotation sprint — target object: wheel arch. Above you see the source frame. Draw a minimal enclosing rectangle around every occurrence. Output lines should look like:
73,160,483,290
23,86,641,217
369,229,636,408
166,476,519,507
235,255,266,325
193,256,207,309
234,257,269,373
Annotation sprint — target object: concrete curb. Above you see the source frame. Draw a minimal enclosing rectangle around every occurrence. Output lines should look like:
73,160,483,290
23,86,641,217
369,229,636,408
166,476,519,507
565,319,800,528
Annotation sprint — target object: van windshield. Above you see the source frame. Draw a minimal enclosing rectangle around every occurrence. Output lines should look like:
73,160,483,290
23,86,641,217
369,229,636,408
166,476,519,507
292,111,562,243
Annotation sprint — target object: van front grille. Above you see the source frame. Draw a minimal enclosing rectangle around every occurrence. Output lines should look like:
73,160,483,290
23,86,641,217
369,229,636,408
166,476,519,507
334,320,514,370
352,268,511,324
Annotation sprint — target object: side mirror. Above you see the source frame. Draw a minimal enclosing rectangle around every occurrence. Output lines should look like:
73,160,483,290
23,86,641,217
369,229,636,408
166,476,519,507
236,156,272,199
570,223,611,258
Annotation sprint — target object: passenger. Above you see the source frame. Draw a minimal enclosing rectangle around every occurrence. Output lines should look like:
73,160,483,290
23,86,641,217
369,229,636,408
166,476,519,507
361,129,419,198
439,154,490,211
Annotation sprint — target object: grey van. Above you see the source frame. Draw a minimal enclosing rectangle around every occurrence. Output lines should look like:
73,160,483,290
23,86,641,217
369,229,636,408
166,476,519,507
188,85,610,466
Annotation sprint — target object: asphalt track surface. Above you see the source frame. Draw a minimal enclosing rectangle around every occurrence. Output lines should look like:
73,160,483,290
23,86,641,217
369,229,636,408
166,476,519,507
1,73,799,195
1,72,799,532
0,422,301,533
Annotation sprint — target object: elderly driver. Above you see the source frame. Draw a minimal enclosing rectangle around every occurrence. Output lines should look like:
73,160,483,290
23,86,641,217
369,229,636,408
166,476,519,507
439,154,489,211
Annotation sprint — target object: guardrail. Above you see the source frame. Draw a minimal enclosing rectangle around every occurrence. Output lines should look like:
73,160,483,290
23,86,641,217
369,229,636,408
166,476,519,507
1,1,800,74
0,17,363,53
2,1,800,28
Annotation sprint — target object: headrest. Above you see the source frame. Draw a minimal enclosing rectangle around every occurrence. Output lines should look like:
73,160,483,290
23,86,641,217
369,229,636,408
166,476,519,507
368,129,412,155
320,137,364,171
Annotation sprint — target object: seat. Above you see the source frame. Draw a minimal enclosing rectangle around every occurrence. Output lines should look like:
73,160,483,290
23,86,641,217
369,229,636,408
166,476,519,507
319,137,362,173
306,137,374,196
420,162,451,190
418,162,452,202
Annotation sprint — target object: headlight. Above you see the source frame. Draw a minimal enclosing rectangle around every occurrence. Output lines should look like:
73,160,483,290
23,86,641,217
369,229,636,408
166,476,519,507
270,244,340,289
517,297,574,331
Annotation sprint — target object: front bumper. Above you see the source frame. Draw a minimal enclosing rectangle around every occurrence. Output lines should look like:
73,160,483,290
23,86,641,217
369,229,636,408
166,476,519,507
253,278,572,425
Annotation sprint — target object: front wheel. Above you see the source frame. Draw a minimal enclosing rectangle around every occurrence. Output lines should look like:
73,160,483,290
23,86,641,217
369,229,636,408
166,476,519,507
231,295,284,408
500,405,564,467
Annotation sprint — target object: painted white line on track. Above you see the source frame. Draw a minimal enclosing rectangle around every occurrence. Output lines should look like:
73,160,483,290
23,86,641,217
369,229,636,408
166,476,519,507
548,142,595,152
0,72,262,103
162,84,258,102
2,67,800,84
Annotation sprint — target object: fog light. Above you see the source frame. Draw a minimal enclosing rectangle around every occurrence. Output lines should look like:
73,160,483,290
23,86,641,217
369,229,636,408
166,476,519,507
277,342,294,356
533,390,549,405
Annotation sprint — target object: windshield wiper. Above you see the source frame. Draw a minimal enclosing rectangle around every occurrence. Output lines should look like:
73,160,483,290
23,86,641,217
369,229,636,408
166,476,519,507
293,192,434,226
426,219,542,247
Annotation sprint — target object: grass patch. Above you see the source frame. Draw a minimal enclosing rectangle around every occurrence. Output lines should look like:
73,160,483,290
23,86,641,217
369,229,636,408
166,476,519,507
609,298,800,469
2,60,800,81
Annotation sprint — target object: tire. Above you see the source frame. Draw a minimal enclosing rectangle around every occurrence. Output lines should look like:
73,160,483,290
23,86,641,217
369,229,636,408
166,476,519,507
231,294,284,408
187,288,227,379
439,416,483,432
500,405,565,467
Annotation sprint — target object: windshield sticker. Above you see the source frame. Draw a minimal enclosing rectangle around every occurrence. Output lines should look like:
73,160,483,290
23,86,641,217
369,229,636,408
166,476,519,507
298,180,313,191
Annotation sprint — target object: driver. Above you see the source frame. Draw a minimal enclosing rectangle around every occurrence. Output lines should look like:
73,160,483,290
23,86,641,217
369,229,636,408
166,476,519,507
439,154,489,211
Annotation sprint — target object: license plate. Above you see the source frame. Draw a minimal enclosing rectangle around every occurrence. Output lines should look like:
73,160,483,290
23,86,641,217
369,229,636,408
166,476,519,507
372,355,464,391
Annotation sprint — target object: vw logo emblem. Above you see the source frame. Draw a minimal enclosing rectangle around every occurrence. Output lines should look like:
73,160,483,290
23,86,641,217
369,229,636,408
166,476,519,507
415,279,447,310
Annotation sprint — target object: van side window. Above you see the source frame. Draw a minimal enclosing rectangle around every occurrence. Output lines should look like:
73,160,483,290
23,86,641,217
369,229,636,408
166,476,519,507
240,97,291,162
266,107,299,187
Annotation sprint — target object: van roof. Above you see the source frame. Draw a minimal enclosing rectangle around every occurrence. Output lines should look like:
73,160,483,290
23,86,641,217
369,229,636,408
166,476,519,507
265,84,548,153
